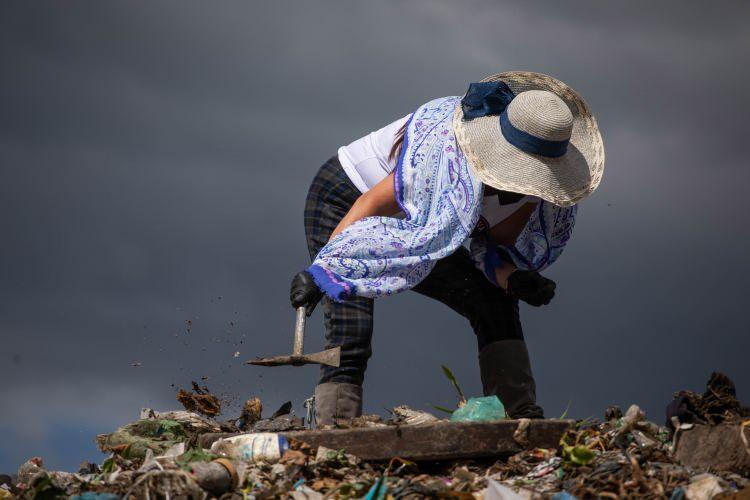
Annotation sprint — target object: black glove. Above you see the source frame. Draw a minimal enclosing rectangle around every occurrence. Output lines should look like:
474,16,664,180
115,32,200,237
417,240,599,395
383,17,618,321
290,271,324,315
507,270,556,307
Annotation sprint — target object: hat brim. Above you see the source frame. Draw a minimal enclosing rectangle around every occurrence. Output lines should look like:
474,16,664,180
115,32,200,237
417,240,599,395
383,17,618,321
453,71,605,207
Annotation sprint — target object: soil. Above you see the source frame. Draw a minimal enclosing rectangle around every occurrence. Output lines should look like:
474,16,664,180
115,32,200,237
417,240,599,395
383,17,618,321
176,381,221,417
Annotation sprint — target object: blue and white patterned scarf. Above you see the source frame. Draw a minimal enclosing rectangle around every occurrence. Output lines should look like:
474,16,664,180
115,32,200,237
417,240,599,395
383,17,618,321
469,201,577,285
307,96,482,300
308,96,578,300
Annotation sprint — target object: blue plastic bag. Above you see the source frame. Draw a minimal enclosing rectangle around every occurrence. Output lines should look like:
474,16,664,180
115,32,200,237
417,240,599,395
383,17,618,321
552,492,578,500
71,493,121,500
450,396,506,422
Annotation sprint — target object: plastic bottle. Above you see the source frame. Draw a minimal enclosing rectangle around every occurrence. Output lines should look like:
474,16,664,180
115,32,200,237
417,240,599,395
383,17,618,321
210,433,289,463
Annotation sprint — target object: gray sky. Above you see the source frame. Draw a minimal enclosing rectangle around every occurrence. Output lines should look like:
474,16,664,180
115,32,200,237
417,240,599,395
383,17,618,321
2,1,749,472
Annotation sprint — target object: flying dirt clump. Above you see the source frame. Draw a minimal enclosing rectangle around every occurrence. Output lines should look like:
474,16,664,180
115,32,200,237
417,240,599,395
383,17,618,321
176,381,221,417
239,397,262,427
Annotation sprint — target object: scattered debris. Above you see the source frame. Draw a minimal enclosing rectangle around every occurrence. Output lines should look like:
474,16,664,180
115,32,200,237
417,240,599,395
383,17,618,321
314,446,361,466
238,397,263,430
604,404,622,421
252,413,305,433
77,461,101,476
391,405,439,426
666,372,750,430
4,373,749,499
329,414,387,429
139,407,222,434
16,457,43,485
176,381,221,417
486,479,525,500
189,458,238,495
682,473,727,500
664,372,750,475
270,400,292,419
96,418,188,459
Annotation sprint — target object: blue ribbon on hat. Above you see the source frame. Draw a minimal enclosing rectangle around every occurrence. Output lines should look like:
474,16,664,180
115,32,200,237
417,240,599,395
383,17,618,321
461,81,569,158
461,81,516,119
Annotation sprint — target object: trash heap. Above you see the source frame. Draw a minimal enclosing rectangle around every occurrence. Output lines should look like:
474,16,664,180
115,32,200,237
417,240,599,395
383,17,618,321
2,374,749,499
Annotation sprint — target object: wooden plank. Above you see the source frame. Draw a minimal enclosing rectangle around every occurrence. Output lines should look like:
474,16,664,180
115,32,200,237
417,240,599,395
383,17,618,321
198,420,573,461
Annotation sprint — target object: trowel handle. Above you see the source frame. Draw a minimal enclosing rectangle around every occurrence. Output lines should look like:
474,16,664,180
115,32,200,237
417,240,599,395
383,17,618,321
292,306,306,356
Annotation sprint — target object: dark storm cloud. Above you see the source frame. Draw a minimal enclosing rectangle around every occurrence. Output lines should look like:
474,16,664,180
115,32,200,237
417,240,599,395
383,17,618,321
1,0,749,471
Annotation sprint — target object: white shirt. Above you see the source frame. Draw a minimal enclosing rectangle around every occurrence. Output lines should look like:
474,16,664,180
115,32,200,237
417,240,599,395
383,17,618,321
337,113,412,194
337,114,537,226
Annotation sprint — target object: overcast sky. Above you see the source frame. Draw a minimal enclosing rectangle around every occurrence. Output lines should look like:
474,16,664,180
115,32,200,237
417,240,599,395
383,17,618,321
2,1,749,472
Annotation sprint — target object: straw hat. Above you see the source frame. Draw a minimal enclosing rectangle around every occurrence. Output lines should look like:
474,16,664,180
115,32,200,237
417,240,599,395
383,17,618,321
453,71,604,207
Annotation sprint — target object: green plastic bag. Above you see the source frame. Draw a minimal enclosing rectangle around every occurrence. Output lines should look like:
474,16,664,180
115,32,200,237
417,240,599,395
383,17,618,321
98,419,187,459
450,396,506,422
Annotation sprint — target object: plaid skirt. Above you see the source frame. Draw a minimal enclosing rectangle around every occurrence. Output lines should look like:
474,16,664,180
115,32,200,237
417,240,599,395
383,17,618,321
304,155,524,386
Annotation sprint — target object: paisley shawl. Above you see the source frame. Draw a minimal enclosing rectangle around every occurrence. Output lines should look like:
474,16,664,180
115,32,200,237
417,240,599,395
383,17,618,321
307,96,482,300
469,201,577,284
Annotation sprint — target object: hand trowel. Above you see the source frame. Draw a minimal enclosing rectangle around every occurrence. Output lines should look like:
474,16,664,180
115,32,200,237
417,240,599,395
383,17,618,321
246,306,341,367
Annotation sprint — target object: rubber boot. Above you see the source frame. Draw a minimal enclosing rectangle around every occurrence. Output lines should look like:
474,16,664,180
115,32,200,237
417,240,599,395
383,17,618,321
479,339,545,419
314,382,363,426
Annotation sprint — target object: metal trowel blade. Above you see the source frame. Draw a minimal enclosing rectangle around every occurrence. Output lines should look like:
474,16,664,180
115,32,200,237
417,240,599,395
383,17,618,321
246,346,340,368
303,346,341,367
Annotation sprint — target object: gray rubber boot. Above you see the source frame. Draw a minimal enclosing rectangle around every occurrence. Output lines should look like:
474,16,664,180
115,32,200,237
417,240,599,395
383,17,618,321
314,382,363,426
479,339,545,419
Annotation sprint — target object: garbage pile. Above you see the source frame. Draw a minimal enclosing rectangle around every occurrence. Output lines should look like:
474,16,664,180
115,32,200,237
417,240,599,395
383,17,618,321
666,372,750,429
2,374,749,499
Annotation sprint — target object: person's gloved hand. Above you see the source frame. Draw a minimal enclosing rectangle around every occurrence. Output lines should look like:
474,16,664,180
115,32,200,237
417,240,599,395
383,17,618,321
290,271,324,315
507,270,556,306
